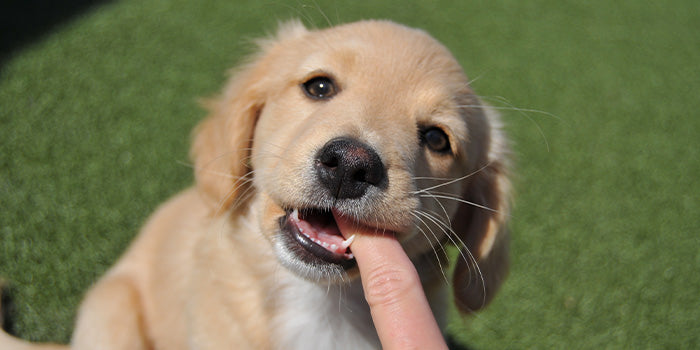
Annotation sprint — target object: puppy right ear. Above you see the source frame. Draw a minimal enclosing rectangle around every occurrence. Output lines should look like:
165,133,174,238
190,19,309,214
190,83,261,214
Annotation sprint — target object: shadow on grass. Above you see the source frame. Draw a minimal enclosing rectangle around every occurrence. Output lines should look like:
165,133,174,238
447,335,474,350
0,0,114,70
1,280,18,336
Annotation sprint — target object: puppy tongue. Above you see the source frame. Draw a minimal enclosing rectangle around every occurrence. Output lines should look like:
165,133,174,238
290,209,353,255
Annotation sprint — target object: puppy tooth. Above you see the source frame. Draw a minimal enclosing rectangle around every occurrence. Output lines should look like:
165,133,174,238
321,242,329,248
330,244,337,250
291,209,300,221
345,253,355,259
341,235,356,249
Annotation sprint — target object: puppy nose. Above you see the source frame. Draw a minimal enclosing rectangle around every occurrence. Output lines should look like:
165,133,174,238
315,138,386,199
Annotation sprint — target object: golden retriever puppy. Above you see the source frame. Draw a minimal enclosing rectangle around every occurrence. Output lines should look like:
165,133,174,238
0,20,510,349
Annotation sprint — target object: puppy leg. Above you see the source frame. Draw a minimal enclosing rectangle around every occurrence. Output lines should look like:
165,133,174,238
71,275,149,350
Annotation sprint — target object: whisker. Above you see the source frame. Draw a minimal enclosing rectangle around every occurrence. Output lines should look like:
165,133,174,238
417,190,464,198
413,176,464,181
176,159,195,168
281,0,321,29
414,211,467,265
229,182,257,213
415,210,486,299
414,209,476,283
176,159,247,180
409,211,449,284
417,191,452,226
460,99,561,152
456,103,562,121
411,162,492,195
309,0,333,27
244,149,285,163
215,169,259,213
251,139,288,151
465,72,485,86
419,193,501,215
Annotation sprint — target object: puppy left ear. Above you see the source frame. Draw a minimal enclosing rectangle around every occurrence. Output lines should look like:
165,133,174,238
451,109,511,313
190,19,309,215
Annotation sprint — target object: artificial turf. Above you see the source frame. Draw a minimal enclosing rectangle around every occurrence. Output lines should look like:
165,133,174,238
1,0,699,348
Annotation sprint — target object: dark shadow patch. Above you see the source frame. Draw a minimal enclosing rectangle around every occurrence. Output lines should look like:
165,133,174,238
447,334,474,350
1,279,18,335
1,0,114,69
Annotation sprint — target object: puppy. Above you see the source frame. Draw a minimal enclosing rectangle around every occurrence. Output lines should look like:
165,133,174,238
0,20,510,349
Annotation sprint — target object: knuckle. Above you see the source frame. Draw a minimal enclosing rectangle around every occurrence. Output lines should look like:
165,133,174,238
363,263,419,308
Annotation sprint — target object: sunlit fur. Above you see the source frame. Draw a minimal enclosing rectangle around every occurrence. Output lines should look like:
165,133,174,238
0,20,511,350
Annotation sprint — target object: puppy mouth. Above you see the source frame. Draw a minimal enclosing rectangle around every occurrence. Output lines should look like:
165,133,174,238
279,208,357,269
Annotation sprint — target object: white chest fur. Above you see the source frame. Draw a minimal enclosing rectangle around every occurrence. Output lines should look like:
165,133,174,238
271,273,381,350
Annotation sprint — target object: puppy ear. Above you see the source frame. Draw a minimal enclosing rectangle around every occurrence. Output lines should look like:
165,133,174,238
190,20,309,214
451,109,511,313
190,69,262,214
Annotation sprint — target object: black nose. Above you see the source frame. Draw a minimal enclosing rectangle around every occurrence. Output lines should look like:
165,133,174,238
315,138,386,199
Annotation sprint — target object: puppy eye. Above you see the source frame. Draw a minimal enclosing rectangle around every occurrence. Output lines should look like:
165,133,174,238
421,127,451,153
302,76,338,100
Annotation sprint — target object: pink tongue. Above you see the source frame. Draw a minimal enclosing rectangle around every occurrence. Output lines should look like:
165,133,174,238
292,212,348,254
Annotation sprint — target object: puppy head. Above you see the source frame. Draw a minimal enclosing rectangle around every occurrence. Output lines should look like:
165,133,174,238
191,20,510,312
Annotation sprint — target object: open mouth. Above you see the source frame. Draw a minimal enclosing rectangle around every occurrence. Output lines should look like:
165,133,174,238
279,208,356,269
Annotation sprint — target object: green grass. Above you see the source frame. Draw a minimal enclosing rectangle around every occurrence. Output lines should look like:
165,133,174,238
2,0,699,348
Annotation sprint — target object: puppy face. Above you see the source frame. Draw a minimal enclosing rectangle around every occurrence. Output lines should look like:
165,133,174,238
193,20,510,312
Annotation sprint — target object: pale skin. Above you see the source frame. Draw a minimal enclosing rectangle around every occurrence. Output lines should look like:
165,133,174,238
336,218,448,350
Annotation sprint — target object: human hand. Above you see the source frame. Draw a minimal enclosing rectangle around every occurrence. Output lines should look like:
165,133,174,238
335,216,448,350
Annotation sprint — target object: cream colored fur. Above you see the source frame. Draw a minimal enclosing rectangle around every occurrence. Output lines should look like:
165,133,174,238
0,20,511,349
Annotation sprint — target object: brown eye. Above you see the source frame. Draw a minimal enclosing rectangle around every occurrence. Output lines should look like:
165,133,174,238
302,76,337,100
421,127,451,153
